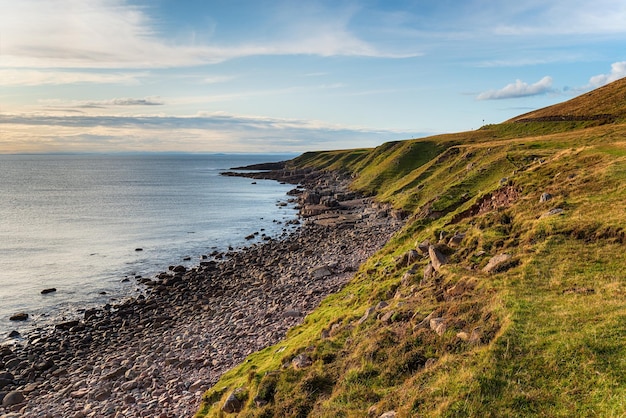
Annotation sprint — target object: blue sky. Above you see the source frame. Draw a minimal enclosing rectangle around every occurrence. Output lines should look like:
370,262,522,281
1,0,625,153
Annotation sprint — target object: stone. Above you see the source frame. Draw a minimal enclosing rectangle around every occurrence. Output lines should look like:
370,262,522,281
423,262,436,281
416,240,430,254
482,253,513,273
430,317,447,336
291,354,313,369
396,249,419,268
357,307,376,325
448,232,465,247
310,266,332,279
222,388,246,414
428,245,447,271
41,288,57,294
102,366,128,381
542,208,564,217
7,331,20,339
2,391,25,407
9,313,28,321
379,411,397,418
539,192,553,203
92,388,111,401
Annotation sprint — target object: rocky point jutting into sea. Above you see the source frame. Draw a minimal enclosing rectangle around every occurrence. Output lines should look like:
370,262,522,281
0,165,404,417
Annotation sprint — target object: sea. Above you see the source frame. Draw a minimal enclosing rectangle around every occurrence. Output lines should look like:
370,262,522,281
0,153,299,342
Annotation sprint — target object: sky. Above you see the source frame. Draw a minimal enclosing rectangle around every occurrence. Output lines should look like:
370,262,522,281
1,0,626,154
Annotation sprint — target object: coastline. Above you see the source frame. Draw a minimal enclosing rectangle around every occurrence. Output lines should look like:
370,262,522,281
0,166,404,417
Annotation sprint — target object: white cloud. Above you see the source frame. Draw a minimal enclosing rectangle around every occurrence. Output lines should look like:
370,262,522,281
477,76,554,100
588,61,626,87
0,0,415,74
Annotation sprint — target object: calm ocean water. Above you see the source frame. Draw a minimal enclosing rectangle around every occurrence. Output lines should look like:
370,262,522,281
0,153,298,341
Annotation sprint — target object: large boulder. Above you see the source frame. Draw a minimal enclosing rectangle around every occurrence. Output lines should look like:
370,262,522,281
428,246,448,271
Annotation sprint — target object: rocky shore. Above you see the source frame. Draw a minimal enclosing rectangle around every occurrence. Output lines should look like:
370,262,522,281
0,167,404,417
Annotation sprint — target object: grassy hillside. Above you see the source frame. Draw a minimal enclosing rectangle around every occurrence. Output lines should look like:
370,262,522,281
196,79,626,417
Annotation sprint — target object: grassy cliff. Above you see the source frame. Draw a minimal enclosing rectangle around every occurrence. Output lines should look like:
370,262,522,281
196,77,626,417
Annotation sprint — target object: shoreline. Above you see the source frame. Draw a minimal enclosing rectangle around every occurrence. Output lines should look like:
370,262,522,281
0,167,404,417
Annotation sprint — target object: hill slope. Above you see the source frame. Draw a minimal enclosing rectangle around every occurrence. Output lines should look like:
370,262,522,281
196,79,626,417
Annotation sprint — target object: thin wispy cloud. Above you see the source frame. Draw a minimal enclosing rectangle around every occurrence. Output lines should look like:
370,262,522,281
477,76,554,100
0,69,146,86
0,113,426,154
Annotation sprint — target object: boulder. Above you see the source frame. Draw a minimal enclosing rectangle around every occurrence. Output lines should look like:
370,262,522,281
482,254,512,273
41,288,57,294
416,239,430,254
2,390,25,407
423,262,436,281
539,192,553,203
9,313,28,321
448,232,465,247
428,246,447,271
291,354,313,369
222,389,245,414
429,317,447,336
357,307,376,325
310,266,332,279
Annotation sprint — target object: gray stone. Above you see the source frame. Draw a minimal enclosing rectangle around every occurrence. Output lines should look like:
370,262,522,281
482,253,512,273
423,262,436,280
416,240,430,254
2,390,25,407
357,307,376,325
428,245,447,271
291,354,313,369
539,192,553,203
379,411,397,418
430,317,447,336
222,389,245,414
310,266,332,279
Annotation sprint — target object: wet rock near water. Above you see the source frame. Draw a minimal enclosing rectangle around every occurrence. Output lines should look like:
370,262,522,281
0,167,403,418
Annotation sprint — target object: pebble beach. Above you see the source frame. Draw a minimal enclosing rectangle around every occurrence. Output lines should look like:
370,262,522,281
0,168,404,417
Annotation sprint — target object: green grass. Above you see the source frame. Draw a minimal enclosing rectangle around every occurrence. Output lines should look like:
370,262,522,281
196,80,626,417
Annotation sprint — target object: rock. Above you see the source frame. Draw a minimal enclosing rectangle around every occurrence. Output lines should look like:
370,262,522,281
291,354,313,369
448,232,465,247
541,208,564,217
41,288,57,294
416,240,430,254
310,266,332,279
423,262,436,281
424,358,437,368
357,307,376,325
102,366,128,381
2,390,25,407
375,300,388,310
379,411,397,418
428,245,447,271
283,309,301,318
539,192,553,203
9,313,28,321
92,388,111,401
482,253,512,273
429,317,447,336
7,330,20,339
222,388,246,413
396,249,419,268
